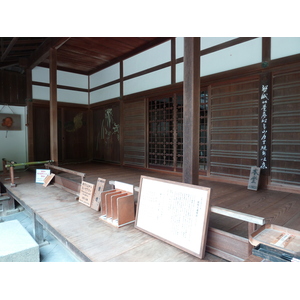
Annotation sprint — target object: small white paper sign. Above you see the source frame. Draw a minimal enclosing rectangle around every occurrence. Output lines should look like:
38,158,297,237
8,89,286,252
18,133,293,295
36,169,51,183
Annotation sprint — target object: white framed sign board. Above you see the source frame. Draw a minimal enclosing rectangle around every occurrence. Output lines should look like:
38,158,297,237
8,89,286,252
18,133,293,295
36,169,51,183
135,176,211,259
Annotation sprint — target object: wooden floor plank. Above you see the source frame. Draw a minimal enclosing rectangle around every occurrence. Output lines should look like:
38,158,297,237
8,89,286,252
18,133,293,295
257,193,300,230
283,211,300,230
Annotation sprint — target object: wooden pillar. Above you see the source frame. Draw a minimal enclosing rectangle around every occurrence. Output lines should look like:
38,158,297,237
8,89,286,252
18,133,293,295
49,48,58,165
183,37,200,185
171,38,176,84
33,213,44,245
26,68,34,161
119,61,124,166
262,37,271,65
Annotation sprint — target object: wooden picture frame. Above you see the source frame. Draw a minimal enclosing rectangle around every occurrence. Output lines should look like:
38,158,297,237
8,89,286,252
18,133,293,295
135,176,211,259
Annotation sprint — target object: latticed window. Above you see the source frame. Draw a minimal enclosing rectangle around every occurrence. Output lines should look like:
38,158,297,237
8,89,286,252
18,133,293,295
199,91,208,170
148,92,208,171
175,95,183,169
149,97,174,167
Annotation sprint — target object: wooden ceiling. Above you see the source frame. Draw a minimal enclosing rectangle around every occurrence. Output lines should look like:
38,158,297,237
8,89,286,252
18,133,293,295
0,37,171,75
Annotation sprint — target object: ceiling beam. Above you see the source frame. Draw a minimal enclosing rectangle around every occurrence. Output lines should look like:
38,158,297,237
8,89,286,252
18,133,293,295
1,37,19,62
27,37,71,70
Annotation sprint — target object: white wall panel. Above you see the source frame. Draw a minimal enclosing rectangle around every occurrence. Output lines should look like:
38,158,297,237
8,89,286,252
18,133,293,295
32,85,49,100
90,83,120,104
124,41,171,76
33,67,88,89
271,37,300,60
90,63,120,88
201,38,262,76
176,37,184,58
57,89,88,104
176,62,184,83
32,66,49,83
124,67,171,95
57,70,88,88
0,106,27,171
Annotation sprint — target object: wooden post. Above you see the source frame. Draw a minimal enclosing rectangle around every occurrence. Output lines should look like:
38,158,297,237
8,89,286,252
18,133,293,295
248,222,257,256
26,68,34,161
183,37,200,185
33,213,44,245
49,48,58,165
9,166,16,187
2,159,7,174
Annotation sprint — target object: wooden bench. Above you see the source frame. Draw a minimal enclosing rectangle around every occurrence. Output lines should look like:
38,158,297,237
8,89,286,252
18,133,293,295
44,164,86,197
208,206,265,262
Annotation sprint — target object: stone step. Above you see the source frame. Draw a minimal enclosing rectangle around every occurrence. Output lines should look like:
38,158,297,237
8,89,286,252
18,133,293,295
0,196,10,201
0,220,40,262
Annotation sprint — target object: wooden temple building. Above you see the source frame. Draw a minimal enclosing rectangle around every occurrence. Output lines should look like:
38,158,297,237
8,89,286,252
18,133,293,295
1,37,300,262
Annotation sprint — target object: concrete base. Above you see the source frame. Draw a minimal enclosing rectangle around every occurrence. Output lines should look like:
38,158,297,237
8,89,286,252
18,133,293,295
0,220,40,262
0,194,15,217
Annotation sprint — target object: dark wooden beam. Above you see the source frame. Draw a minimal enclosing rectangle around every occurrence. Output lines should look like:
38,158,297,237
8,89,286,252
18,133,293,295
49,48,58,164
28,37,70,70
171,38,176,84
200,37,257,56
183,37,200,185
0,62,18,69
0,37,18,62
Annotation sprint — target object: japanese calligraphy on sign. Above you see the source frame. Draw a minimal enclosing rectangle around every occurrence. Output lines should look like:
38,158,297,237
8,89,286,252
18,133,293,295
260,84,269,169
135,176,211,259
79,181,95,207
248,166,261,190
90,178,106,211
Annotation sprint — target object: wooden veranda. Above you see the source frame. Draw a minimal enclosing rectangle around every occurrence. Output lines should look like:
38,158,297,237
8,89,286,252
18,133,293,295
1,162,299,262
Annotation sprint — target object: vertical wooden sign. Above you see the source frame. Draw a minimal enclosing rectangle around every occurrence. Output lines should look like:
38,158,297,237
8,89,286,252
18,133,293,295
248,166,261,191
79,181,95,207
90,178,106,211
259,73,271,171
